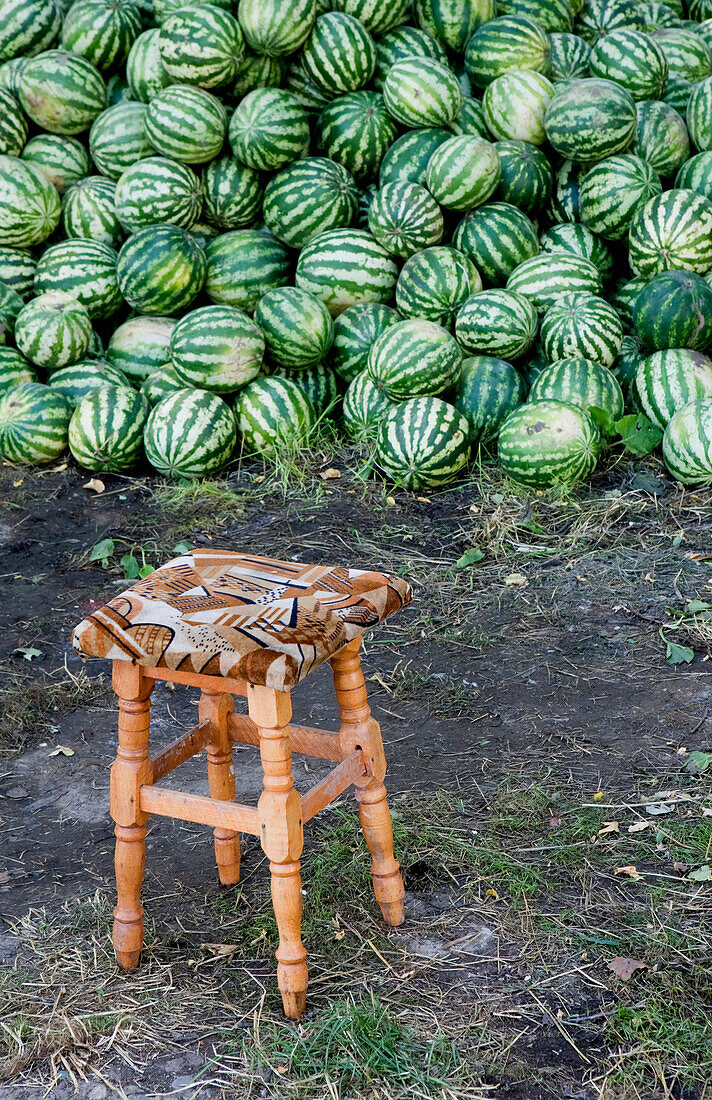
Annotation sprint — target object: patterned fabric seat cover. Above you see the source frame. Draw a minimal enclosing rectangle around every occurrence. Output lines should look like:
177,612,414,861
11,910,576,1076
72,549,412,691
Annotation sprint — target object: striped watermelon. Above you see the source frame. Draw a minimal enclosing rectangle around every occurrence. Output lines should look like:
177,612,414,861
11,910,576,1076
506,253,602,312
68,383,148,470
228,88,310,171
254,287,334,368
414,0,492,53
629,189,712,277
383,57,463,127
452,97,489,138
263,157,358,249
464,16,550,87
483,70,555,144
577,0,645,44
237,0,316,57
0,281,22,339
589,29,668,98
396,246,480,328
0,0,62,63
140,363,186,404
126,28,172,102
0,155,61,246
19,49,106,134
61,0,142,72
498,398,601,487
549,160,585,223
331,0,410,33
300,12,375,96
456,289,537,359
452,201,539,285
232,51,285,99
235,375,315,453
34,239,122,319
499,0,573,31
145,84,227,164
528,356,624,418
610,274,649,326
0,87,27,156
540,223,613,282
0,58,27,98
89,101,153,179
295,228,398,316
154,0,233,24
634,99,689,176
0,382,71,463
205,229,289,311
14,290,92,368
118,224,206,314
169,304,264,391
494,139,553,214
579,153,662,240
425,135,501,211
106,73,132,105
687,76,712,150
158,5,244,88
49,358,131,405
367,181,444,259
544,78,637,161
676,151,712,200
540,292,622,366
612,333,644,393
663,398,712,484
632,270,712,351
522,345,547,390
379,128,451,188
549,32,592,80
115,157,203,232
454,355,525,444
652,27,712,80
316,91,397,182
663,72,693,112
270,362,338,417
0,347,36,393
367,318,462,399
62,176,123,248
284,53,331,111
203,157,260,229
375,396,471,489
330,302,401,382
144,387,236,477
342,371,398,441
0,247,37,299
634,348,712,427
21,134,89,193
107,315,175,380
373,25,447,90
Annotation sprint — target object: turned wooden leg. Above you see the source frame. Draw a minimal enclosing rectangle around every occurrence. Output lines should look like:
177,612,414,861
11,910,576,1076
199,689,240,886
331,639,405,927
111,662,153,970
247,684,307,1019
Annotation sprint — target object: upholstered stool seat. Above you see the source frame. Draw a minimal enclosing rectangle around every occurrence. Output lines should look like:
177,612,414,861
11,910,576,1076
73,549,411,1019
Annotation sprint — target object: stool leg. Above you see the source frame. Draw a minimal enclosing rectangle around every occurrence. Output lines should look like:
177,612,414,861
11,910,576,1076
247,684,307,1020
331,639,405,927
199,690,240,886
111,662,154,970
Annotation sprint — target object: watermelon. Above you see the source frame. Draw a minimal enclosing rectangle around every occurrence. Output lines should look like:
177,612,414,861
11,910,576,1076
540,222,613,282
663,72,693,111
89,101,153,179
330,0,410,34
0,60,28,98
577,0,645,44
634,348,712,427
0,0,62,63
295,229,398,316
483,70,555,144
544,77,637,161
0,87,28,156
14,290,92,368
628,189,712,276
579,153,662,240
396,245,482,326
652,27,712,80
452,201,539,284
145,84,227,164
199,157,259,229
235,375,315,453
19,49,107,134
455,289,537,359
158,4,244,88
632,270,712,351
548,160,584,224
368,181,444,259
464,16,550,87
330,302,401,382
144,387,236,477
118,225,206,314
367,318,462,399
634,99,689,176
61,0,142,73
232,48,284,99
0,281,23,340
506,253,602,312
0,155,61,246
263,157,358,249
0,347,36,393
494,139,553,214
270,361,338,417
34,239,122,319
228,88,310,171
49,358,131,405
342,371,398,441
154,0,233,21
0,248,37,299
414,0,492,53
452,97,489,137
375,396,471,489
284,53,331,111
499,0,573,31
610,273,649,326
68,383,148,470
589,28,668,98
663,398,712,484
300,12,375,96
169,304,264,392
107,315,175,381
0,382,71,464
205,229,289,311
21,134,89,193
548,32,592,80
612,333,644,393
687,75,712,150
454,355,525,443
676,151,712,200
498,398,601,487
62,176,123,249
254,287,334,368
316,91,397,182
237,0,316,56
126,28,172,102
528,356,624,418
140,363,186,404
383,57,463,127
425,135,500,210
541,292,622,366
639,0,681,27
379,128,451,187
373,25,448,90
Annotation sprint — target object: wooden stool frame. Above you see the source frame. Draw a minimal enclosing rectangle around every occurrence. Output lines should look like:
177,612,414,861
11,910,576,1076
110,636,404,1019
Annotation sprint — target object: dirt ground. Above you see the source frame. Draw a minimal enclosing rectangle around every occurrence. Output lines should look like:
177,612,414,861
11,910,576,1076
1,448,711,1100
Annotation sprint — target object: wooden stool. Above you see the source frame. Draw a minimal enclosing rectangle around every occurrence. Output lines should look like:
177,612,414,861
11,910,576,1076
72,549,411,1018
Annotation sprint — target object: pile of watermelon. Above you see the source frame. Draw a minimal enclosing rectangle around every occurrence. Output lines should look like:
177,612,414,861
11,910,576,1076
2,0,712,490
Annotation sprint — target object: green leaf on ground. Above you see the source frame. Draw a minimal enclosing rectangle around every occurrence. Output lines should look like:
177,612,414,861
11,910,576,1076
660,629,694,665
688,865,711,882
455,547,484,569
172,541,193,555
89,538,115,565
121,553,140,580
12,646,42,660
614,414,663,456
685,751,712,775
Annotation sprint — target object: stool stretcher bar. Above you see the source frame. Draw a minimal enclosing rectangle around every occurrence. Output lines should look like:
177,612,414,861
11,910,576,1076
139,784,261,835
301,750,367,823
151,719,213,781
227,712,345,761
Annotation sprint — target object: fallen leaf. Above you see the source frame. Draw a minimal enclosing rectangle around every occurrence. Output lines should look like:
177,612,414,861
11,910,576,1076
628,821,650,833
13,478,22,487
673,861,690,874
334,930,346,940
48,745,74,757
386,496,396,506
645,801,674,815
469,503,479,514
504,573,528,587
598,821,620,836
203,942,237,956
416,495,431,502
455,547,484,568
319,467,340,480
607,956,648,981
485,888,499,899
688,864,712,882
12,646,42,661
614,865,642,879
82,478,105,494
685,751,712,775
593,791,604,802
